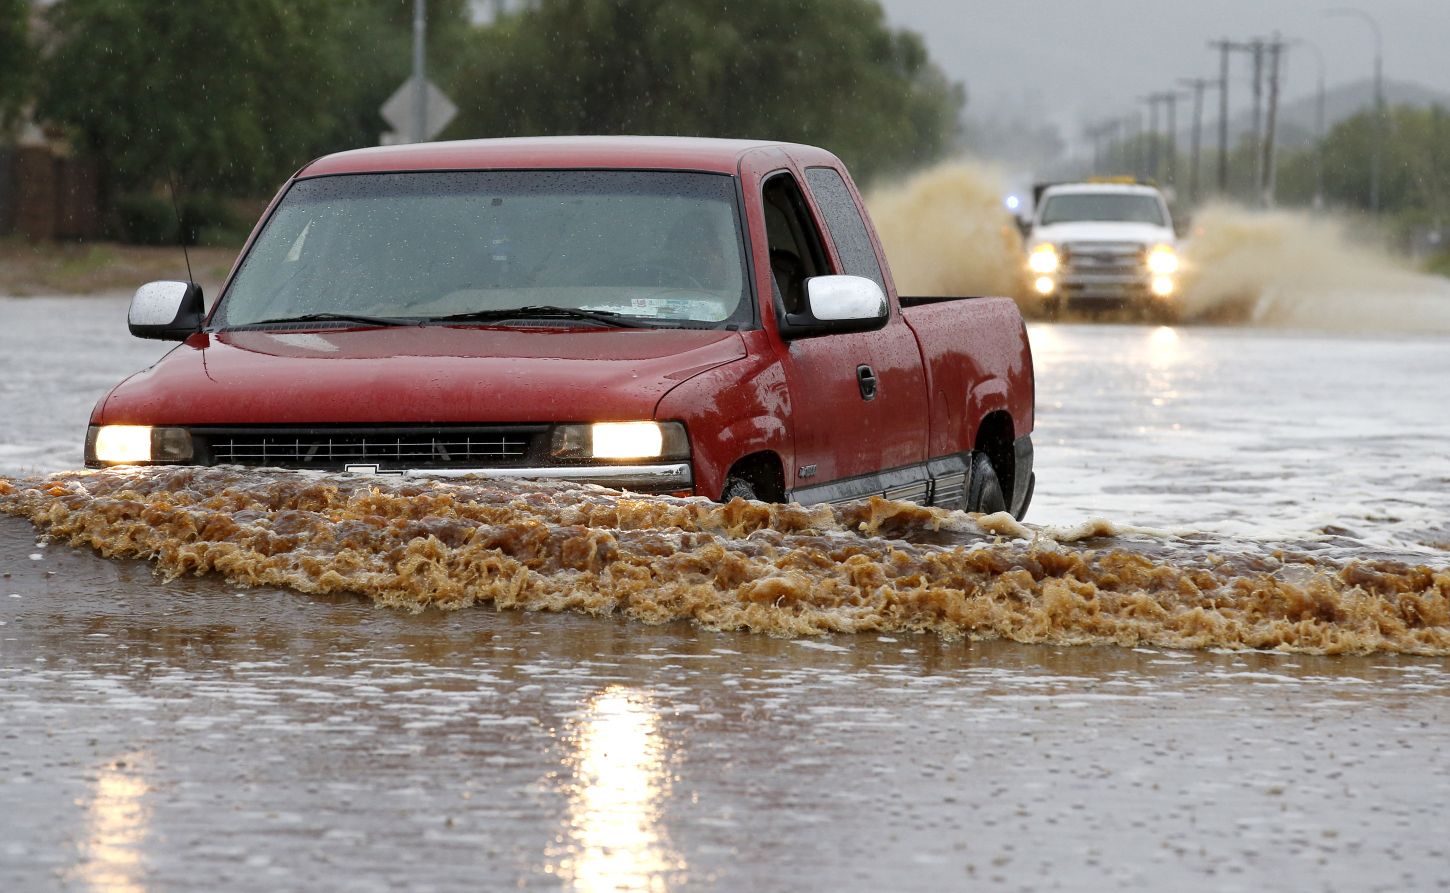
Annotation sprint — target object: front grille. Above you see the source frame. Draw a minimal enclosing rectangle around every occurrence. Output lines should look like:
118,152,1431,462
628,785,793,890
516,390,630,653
1061,242,1146,275
193,426,544,469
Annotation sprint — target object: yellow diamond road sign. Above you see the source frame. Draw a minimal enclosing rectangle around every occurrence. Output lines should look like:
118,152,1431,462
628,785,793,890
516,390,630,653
381,76,457,142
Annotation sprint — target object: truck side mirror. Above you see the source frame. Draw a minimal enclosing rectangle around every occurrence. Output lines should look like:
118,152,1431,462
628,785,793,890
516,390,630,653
779,275,889,339
807,275,888,322
129,281,205,341
1016,217,1033,239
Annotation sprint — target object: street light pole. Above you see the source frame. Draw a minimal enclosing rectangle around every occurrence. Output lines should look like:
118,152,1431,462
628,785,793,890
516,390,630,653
1294,40,1328,209
1327,7,1384,212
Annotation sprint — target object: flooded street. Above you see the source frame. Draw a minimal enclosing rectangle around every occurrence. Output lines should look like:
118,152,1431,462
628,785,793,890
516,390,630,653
2,295,1448,890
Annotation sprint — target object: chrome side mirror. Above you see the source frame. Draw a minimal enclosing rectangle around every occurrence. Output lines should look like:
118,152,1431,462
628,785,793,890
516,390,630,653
805,275,888,323
129,281,204,341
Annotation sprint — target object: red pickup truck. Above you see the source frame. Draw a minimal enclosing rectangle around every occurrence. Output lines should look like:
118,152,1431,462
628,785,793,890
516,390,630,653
87,137,1036,517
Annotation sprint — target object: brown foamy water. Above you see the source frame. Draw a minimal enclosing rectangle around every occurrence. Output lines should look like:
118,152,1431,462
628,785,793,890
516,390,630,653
2,468,1445,656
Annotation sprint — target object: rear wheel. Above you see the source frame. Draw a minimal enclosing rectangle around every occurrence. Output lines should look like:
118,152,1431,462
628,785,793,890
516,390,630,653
966,452,1007,515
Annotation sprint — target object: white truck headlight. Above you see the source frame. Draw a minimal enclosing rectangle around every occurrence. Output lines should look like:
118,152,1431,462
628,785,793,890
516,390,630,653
550,421,690,461
1147,244,1179,276
1028,244,1059,274
86,425,194,465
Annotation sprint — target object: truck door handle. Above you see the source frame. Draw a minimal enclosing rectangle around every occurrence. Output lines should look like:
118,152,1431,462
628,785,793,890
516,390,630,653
857,364,878,401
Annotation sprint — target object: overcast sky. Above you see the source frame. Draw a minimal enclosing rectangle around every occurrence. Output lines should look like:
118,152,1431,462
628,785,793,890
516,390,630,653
878,0,1450,136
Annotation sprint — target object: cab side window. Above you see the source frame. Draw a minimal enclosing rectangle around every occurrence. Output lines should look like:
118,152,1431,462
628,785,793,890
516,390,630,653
762,173,829,315
804,166,886,292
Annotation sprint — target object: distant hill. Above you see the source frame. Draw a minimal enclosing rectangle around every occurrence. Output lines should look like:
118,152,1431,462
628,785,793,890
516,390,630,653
1188,79,1450,150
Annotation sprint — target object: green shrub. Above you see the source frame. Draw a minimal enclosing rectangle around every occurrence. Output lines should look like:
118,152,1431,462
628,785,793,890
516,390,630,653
111,192,177,245
179,193,235,246
111,191,240,246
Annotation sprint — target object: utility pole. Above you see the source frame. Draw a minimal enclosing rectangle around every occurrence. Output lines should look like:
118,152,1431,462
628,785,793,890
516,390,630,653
1086,120,1121,175
412,0,428,143
1103,119,1123,175
1146,92,1185,191
1179,78,1219,206
1260,35,1287,207
1140,96,1162,182
1164,92,1181,191
1128,111,1143,180
1208,39,1249,195
1248,39,1266,196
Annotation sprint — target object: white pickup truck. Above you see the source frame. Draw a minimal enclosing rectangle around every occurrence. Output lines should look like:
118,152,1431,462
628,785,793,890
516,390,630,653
1022,181,1180,320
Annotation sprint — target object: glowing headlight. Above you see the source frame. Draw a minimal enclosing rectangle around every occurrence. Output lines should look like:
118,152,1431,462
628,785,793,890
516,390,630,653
1028,244,1059,274
551,421,690,461
85,425,194,465
592,422,664,459
1147,244,1179,276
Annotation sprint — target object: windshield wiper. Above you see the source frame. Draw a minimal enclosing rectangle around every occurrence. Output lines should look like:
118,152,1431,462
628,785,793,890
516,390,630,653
237,312,419,328
430,305,648,328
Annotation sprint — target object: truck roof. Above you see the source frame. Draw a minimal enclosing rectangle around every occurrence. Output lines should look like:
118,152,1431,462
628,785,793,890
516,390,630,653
300,136,838,177
1040,182,1165,198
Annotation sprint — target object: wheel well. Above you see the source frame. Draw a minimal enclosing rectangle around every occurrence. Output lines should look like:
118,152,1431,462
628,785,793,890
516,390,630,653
724,451,786,502
974,411,1015,500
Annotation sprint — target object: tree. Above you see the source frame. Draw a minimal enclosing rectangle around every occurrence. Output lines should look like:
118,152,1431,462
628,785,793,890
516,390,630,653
35,0,471,195
0,0,30,131
447,0,963,183
1276,105,1450,219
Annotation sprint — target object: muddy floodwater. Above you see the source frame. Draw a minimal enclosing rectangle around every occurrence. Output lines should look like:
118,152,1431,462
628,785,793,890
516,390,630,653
2,295,1448,891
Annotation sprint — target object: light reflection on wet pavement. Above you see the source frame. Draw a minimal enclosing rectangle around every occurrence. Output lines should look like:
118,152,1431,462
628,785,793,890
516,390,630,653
1,297,1448,890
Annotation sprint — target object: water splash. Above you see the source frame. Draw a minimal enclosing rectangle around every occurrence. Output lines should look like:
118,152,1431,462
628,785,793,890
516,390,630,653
865,160,1028,307
3,468,1446,656
1179,203,1450,332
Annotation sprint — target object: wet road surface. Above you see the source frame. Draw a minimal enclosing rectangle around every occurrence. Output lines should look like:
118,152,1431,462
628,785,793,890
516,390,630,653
4,518,1448,892
2,295,1448,891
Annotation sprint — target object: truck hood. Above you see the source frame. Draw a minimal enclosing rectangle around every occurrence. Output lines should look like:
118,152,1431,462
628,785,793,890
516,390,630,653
98,326,746,426
1031,221,1175,247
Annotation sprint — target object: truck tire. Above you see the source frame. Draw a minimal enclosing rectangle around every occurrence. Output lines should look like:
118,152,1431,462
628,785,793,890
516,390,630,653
966,452,1007,515
720,476,758,503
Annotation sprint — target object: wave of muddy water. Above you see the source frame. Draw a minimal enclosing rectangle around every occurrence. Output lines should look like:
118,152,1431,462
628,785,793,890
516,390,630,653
2,466,1445,656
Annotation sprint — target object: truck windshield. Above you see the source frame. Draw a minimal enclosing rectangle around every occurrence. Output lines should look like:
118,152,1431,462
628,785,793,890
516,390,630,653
1039,193,1165,226
215,170,751,329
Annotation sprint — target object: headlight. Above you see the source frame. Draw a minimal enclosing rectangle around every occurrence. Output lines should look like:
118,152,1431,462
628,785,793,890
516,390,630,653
550,421,690,461
1028,244,1059,274
85,425,194,465
1146,244,1179,276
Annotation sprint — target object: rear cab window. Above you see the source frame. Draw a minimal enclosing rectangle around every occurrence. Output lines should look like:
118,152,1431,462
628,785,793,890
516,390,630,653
803,166,887,292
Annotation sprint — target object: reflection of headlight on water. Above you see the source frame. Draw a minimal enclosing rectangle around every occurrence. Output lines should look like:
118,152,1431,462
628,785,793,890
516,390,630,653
77,755,151,893
559,687,684,891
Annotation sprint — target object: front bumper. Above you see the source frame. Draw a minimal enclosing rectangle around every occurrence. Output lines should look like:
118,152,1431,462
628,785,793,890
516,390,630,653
354,462,694,493
1057,271,1151,300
